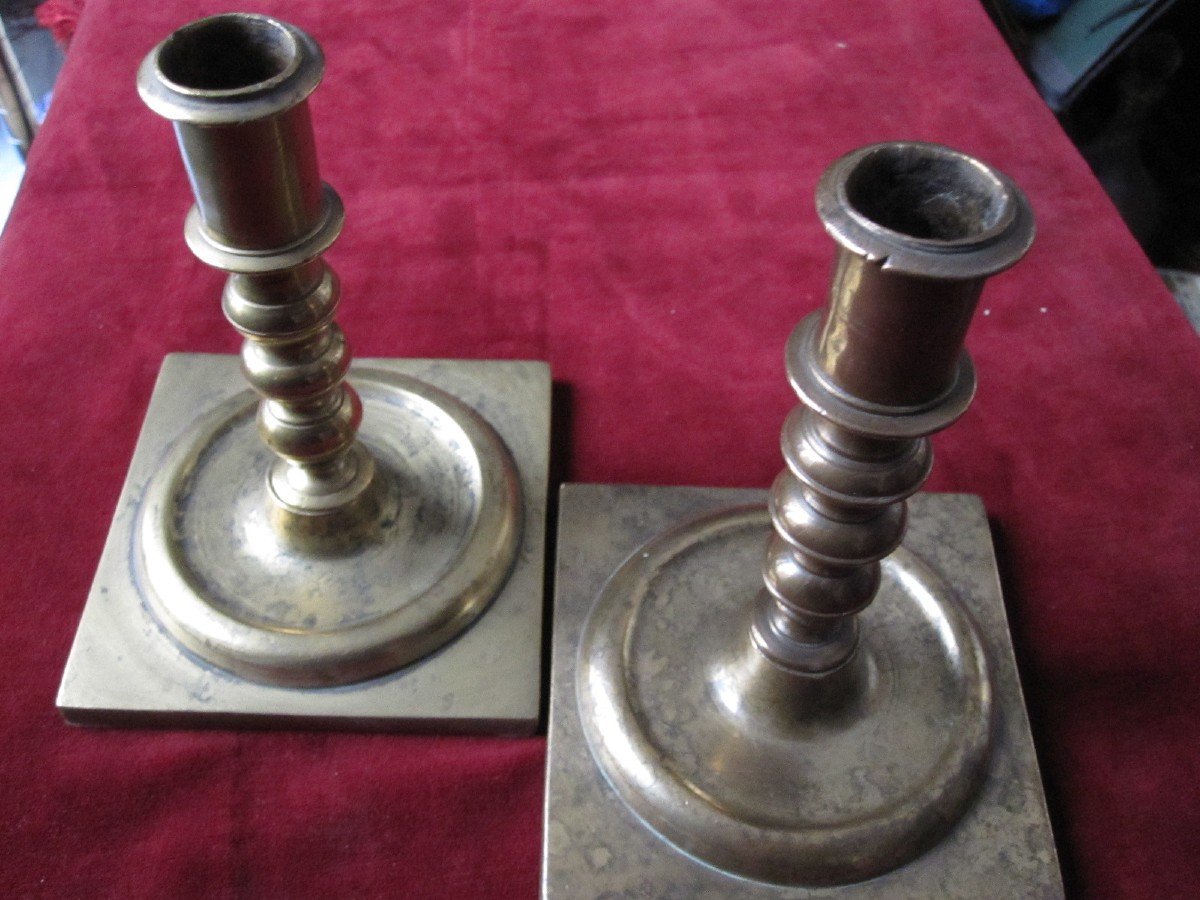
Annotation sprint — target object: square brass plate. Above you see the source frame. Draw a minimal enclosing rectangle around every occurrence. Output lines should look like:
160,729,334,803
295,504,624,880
543,484,1063,896
57,353,550,734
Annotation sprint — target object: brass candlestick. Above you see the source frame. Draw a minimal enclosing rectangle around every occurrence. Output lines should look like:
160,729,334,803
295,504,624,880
544,143,1063,894
57,14,550,731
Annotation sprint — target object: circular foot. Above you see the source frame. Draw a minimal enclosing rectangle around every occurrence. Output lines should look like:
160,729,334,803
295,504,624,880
577,506,992,886
137,368,522,687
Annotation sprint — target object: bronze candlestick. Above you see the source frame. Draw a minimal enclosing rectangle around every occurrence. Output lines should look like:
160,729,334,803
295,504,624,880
57,14,550,732
544,143,1062,894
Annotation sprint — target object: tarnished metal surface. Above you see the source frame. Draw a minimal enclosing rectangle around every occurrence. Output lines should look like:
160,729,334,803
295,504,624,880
577,505,991,886
544,143,1057,893
543,485,1062,897
138,14,371,519
137,366,522,687
754,142,1036,687
57,354,549,733
55,13,548,705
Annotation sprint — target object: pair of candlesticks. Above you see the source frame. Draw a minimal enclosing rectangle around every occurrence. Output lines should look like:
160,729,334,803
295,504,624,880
57,13,1062,897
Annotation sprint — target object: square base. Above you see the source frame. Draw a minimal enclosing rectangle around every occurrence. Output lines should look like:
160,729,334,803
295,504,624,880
57,353,550,734
543,484,1063,896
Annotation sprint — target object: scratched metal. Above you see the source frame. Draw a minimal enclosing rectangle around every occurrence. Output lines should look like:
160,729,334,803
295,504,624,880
57,353,549,733
543,484,1063,897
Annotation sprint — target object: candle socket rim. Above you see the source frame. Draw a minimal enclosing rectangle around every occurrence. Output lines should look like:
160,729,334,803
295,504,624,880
137,13,324,125
817,141,1035,280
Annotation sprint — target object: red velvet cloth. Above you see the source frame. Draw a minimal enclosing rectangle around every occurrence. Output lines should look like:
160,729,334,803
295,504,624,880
2,1,1198,896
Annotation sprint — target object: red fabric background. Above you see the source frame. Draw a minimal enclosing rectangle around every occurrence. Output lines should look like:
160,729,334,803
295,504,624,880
2,1,1198,896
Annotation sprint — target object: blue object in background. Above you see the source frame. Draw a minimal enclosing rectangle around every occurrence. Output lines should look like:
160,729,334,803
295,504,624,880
1006,0,1074,21
0,114,22,227
0,10,64,232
